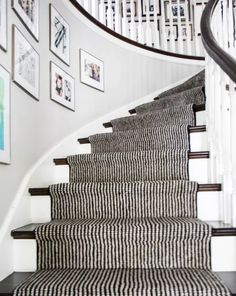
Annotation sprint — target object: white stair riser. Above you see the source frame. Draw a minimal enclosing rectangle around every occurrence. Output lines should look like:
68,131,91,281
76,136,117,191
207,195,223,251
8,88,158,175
190,132,207,152
196,111,206,126
13,236,236,272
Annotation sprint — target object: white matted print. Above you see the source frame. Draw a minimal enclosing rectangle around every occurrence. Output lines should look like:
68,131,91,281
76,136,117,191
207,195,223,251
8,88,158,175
12,0,39,41
50,62,75,111
80,49,104,92
0,0,7,51
50,4,70,65
13,26,40,100
0,65,10,164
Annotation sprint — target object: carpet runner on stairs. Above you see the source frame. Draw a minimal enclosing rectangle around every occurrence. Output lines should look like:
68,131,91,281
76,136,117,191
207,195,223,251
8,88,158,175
14,69,231,295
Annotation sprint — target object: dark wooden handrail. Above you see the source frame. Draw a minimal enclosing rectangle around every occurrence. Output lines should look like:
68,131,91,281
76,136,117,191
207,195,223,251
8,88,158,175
201,0,236,83
69,0,204,61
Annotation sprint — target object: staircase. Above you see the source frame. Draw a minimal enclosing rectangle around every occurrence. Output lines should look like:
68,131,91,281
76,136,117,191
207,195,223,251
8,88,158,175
0,69,236,295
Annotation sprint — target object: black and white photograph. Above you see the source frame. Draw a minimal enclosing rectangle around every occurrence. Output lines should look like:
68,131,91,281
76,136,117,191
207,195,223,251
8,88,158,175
50,4,70,66
80,49,104,92
50,62,75,111
164,0,190,22
180,23,193,40
12,0,39,41
142,0,161,16
165,24,178,41
0,0,7,51
12,26,40,100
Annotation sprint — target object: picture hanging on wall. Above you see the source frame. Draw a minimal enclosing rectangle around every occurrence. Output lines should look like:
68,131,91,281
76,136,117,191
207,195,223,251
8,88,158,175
50,4,70,66
50,62,75,111
121,1,137,17
165,24,178,41
142,0,161,16
0,0,7,51
80,49,104,92
180,23,193,41
164,0,190,22
0,64,10,164
13,26,40,100
12,0,39,41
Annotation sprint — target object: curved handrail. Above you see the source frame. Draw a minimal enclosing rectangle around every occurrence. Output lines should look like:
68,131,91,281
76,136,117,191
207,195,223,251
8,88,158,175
69,0,204,61
201,0,236,83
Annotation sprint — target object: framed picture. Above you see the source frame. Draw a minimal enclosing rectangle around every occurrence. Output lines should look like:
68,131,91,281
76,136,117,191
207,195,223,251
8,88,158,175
12,0,39,41
0,0,7,51
49,4,70,66
180,23,193,41
142,0,161,16
164,0,190,22
12,26,40,100
50,62,75,111
165,24,178,41
121,1,137,17
80,49,104,92
0,65,10,164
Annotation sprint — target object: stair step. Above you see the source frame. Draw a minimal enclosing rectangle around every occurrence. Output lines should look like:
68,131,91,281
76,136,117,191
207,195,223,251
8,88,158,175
78,125,207,144
0,271,235,296
11,221,236,240
28,184,222,196
53,151,210,165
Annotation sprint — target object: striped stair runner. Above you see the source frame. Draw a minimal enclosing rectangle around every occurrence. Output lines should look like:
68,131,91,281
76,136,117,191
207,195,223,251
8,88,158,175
14,70,231,295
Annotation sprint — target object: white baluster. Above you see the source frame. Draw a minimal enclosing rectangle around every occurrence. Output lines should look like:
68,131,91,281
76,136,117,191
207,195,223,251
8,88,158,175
99,0,106,25
83,0,91,13
176,0,183,54
168,0,176,53
152,0,159,48
122,0,128,37
129,0,136,40
145,0,152,46
115,0,121,33
137,0,144,44
91,1,99,18
160,0,168,50
107,0,114,29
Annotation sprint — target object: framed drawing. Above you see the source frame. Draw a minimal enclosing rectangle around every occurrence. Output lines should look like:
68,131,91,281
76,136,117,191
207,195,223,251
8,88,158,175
0,64,10,164
180,23,193,41
164,0,190,22
121,1,137,17
50,62,75,111
80,49,104,92
165,24,178,41
0,0,7,51
142,0,161,16
12,26,40,100
49,4,70,66
12,0,39,41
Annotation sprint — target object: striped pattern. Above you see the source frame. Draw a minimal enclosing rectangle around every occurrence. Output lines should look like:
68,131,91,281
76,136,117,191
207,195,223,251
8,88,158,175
36,218,211,269
67,149,189,183
135,86,205,114
89,124,190,153
49,180,198,219
111,104,195,132
158,70,205,99
13,269,231,296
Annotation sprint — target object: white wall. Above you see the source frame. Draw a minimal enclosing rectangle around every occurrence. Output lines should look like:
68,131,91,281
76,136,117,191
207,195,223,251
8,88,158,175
0,0,203,279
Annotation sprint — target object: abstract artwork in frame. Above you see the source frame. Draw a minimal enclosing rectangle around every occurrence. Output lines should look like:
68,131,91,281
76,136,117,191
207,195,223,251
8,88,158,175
164,0,190,23
142,0,161,16
50,62,75,111
50,4,70,66
0,64,10,164
80,49,104,92
13,26,40,100
12,0,39,41
0,0,7,51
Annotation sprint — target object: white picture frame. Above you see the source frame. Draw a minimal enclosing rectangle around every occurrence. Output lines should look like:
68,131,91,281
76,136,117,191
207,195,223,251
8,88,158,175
50,4,70,66
0,64,10,164
12,0,39,41
80,49,104,92
0,0,7,51
165,0,190,22
50,62,75,111
13,26,40,100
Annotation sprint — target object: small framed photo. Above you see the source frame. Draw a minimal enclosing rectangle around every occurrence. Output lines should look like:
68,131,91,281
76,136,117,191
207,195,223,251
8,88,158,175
49,4,70,66
142,0,161,16
180,24,193,41
164,0,190,22
12,26,40,100
121,1,137,17
12,0,39,41
50,62,75,111
0,64,10,164
0,0,7,51
80,49,104,92
165,24,178,41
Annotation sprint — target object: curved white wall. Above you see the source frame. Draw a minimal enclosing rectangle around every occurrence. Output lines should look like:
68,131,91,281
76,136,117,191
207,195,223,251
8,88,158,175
0,0,203,279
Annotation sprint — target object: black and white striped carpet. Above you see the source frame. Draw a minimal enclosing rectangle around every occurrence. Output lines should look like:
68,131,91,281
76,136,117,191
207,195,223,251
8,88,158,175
14,70,231,295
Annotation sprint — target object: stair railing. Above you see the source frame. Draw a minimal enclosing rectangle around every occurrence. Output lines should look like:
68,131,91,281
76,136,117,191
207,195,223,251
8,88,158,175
74,0,208,57
201,0,236,226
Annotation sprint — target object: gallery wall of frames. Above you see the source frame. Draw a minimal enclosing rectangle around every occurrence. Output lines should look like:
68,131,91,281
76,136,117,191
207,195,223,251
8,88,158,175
0,0,104,165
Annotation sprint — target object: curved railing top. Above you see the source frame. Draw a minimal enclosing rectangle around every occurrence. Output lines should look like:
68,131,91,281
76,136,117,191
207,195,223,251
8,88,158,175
201,0,236,83
69,0,205,61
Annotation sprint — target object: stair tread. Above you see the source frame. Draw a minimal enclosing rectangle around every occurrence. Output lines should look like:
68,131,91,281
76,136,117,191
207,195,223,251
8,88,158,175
0,271,235,295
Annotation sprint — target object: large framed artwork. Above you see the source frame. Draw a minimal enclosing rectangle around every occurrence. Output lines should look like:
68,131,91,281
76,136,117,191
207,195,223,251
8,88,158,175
50,62,75,111
12,0,39,41
164,0,190,22
142,0,161,16
12,26,40,100
0,0,7,51
49,4,70,66
0,65,10,164
80,49,104,92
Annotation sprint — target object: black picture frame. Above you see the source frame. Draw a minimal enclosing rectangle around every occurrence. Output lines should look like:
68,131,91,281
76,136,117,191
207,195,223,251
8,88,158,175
164,0,191,23
141,0,161,16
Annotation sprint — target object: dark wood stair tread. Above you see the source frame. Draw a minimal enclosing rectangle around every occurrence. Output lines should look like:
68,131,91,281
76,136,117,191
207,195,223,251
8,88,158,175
11,221,236,239
0,271,235,295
